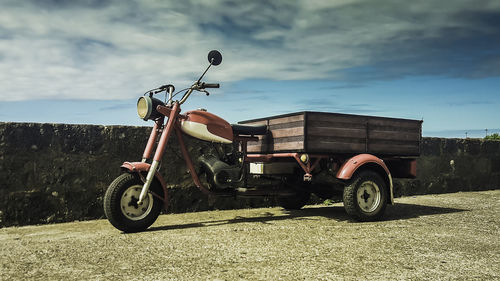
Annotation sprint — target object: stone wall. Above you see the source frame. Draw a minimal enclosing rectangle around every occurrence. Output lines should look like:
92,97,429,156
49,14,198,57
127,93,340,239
1,122,499,227
394,137,500,196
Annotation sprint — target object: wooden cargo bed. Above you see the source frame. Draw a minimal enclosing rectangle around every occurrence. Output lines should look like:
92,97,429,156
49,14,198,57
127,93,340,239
239,111,422,156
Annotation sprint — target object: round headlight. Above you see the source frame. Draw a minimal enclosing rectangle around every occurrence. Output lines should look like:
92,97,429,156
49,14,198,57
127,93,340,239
137,96,152,120
137,96,164,121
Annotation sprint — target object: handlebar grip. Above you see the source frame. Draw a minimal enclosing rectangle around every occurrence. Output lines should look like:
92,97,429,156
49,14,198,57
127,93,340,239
202,83,220,88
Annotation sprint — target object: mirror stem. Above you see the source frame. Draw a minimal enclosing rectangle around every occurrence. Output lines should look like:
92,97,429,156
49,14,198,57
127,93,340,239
197,60,214,84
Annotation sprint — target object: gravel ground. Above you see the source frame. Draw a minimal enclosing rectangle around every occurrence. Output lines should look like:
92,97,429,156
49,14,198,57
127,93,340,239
1,190,499,280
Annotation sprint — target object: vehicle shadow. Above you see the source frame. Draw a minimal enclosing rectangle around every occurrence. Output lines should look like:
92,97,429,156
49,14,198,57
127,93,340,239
384,202,468,221
144,203,467,233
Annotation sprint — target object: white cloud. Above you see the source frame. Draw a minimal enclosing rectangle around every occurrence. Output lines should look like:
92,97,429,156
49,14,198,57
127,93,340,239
0,0,499,101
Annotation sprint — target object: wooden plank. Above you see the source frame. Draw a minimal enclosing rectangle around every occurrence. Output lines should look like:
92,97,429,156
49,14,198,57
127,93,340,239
248,146,265,153
242,120,268,126
308,127,367,138
368,118,422,129
369,124,421,133
307,140,366,152
271,135,304,144
308,112,367,124
246,135,267,153
306,135,366,144
268,114,304,125
270,127,304,138
272,141,305,151
369,130,421,141
268,121,305,130
309,120,367,130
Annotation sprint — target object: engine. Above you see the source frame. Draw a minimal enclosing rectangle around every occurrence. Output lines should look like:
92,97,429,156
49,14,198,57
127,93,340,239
198,154,241,189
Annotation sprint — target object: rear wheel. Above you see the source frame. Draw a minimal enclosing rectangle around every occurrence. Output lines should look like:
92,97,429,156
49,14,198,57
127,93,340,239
343,170,387,221
103,173,164,233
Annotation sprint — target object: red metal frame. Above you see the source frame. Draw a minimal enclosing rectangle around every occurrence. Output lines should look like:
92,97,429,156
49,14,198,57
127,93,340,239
135,102,396,204
137,102,212,196
153,103,180,162
174,125,210,195
142,118,162,160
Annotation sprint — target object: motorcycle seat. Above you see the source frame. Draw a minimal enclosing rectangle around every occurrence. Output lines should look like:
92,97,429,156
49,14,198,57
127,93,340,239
231,124,268,136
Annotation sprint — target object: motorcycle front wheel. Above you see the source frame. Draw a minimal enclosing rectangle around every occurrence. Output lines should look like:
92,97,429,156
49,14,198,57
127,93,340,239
103,173,163,233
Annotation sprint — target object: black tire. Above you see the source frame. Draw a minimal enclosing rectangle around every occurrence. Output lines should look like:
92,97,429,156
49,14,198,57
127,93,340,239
278,190,311,210
343,170,387,221
103,173,163,233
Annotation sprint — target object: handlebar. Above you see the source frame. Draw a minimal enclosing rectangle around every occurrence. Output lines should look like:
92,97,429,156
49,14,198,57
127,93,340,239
145,81,219,105
201,83,219,88
146,84,175,95
179,81,219,104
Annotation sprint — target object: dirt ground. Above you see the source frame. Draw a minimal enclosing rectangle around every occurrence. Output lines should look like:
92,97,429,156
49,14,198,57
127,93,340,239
1,190,499,281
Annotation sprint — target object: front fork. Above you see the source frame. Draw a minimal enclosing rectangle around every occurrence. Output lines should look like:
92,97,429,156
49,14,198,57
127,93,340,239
137,160,160,204
137,103,180,205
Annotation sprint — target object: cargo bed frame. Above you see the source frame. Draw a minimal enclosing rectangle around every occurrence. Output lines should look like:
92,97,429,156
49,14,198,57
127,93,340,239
240,111,422,156
232,111,422,221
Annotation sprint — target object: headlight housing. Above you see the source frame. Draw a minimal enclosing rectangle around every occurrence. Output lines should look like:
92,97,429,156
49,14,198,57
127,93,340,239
137,96,164,121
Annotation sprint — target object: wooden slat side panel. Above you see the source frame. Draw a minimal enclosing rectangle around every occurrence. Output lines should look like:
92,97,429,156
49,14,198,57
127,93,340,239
367,119,421,155
306,113,367,153
244,114,306,153
244,111,422,155
305,112,421,155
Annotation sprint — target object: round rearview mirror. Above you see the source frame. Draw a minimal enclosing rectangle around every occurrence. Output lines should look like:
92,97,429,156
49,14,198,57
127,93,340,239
208,50,222,66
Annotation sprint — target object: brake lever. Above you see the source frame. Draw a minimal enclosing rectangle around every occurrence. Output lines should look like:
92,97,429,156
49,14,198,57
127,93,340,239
199,89,210,96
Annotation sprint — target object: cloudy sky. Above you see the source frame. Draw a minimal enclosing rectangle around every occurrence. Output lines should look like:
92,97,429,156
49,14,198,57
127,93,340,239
1,0,499,137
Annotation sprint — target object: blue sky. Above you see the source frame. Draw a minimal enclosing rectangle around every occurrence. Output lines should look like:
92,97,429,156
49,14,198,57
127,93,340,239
1,0,499,138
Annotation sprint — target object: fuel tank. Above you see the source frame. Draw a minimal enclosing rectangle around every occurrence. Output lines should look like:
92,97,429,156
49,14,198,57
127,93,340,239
181,110,233,143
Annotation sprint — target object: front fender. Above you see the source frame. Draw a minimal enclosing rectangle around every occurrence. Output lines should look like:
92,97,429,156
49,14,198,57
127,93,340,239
121,161,169,210
336,154,394,204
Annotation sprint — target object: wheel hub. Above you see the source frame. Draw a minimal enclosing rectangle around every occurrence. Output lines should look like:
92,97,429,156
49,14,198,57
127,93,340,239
120,185,154,221
357,181,381,213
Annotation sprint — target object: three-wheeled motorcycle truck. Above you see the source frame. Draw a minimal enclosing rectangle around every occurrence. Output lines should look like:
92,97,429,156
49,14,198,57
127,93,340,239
103,50,421,232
